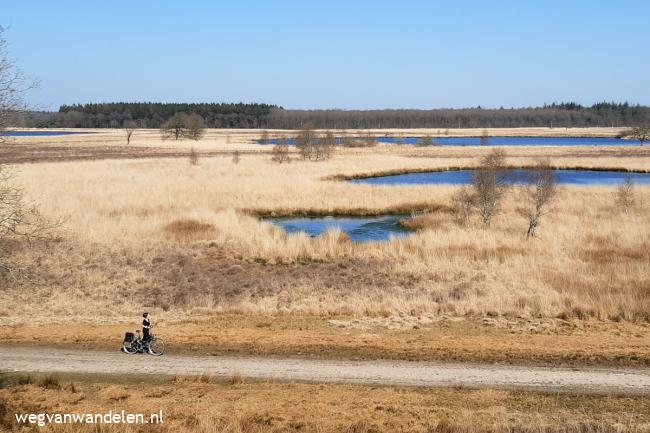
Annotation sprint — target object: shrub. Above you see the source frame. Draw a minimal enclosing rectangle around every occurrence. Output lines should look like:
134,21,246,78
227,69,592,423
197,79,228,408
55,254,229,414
615,175,635,212
39,373,61,390
451,186,475,225
189,147,199,165
271,138,290,163
471,149,511,225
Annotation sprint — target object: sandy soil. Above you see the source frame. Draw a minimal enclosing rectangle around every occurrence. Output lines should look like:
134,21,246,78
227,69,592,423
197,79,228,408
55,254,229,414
1,346,649,395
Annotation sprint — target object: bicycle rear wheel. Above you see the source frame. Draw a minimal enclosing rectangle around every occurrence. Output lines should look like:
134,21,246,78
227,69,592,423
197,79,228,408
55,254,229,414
123,341,139,354
148,337,165,356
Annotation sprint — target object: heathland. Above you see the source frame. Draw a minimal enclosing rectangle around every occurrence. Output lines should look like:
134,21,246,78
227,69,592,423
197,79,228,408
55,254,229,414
0,128,649,365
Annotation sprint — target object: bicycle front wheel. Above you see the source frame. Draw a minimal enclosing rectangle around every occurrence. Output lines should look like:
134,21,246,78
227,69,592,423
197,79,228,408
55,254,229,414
148,337,165,356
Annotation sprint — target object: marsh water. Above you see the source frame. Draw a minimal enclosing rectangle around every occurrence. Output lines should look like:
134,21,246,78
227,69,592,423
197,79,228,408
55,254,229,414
349,169,650,186
267,215,409,242
259,136,642,146
2,131,93,136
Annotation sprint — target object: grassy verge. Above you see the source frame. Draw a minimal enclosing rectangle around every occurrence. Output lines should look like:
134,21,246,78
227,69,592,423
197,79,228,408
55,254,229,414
1,315,649,366
1,372,648,433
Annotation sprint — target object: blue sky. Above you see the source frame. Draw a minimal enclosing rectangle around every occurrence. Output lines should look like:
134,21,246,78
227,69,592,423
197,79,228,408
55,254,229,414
3,0,649,110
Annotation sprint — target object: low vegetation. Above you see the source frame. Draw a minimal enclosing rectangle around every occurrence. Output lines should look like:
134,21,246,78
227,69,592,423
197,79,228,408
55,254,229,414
295,124,334,161
616,175,635,212
1,378,649,433
3,147,648,323
271,137,290,163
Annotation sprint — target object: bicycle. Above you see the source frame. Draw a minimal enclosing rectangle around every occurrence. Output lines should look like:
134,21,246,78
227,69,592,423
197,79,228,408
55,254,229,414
122,326,165,356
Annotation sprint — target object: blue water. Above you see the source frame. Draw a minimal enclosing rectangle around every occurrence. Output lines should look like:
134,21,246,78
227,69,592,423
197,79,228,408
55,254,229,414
268,215,410,242
258,138,347,145
379,136,642,146
2,130,93,136
258,136,641,146
350,169,650,186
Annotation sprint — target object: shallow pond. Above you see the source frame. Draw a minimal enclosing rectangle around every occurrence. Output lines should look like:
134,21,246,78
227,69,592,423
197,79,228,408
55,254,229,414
350,169,650,186
258,136,642,146
267,215,409,242
2,130,93,136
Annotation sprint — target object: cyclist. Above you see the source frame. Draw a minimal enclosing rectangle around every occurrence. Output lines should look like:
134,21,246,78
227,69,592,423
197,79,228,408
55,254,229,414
142,312,152,343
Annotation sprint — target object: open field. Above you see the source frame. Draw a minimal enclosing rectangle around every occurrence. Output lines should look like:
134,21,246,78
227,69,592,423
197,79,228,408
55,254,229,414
1,128,649,366
0,126,638,164
1,373,649,433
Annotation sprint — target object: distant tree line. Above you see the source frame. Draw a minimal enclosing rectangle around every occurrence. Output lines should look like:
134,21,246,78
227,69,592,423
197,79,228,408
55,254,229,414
7,101,650,129
12,102,277,129
267,103,650,129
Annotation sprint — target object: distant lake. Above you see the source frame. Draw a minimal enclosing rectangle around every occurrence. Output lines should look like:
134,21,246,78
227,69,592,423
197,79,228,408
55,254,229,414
258,136,642,146
350,169,650,186
376,136,642,146
2,130,93,136
267,215,409,242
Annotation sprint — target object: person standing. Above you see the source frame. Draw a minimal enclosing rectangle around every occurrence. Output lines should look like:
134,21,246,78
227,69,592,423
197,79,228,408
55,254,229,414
142,312,152,343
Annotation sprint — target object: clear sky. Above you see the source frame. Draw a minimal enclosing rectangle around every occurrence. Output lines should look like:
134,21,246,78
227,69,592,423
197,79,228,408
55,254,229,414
3,0,649,110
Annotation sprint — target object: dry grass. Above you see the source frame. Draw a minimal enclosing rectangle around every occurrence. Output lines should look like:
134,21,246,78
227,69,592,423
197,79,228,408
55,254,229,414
163,219,216,242
1,376,649,433
1,315,649,366
3,143,648,323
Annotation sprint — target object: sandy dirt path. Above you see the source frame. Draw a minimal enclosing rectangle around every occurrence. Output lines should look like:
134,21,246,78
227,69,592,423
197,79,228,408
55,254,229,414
2,347,649,394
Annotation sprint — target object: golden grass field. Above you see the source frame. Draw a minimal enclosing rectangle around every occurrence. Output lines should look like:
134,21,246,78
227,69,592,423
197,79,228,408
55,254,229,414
0,128,649,361
2,372,650,433
1,128,649,432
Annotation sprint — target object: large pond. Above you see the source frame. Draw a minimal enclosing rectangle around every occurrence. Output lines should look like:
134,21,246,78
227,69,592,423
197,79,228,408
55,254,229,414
350,169,650,186
267,215,409,242
258,136,642,146
2,130,93,136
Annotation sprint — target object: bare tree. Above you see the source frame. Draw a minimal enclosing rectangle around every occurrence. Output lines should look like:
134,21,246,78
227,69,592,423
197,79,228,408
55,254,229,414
160,112,189,140
616,175,635,212
363,131,376,147
631,126,649,146
232,150,240,164
520,160,557,238
271,137,290,163
0,27,38,142
186,113,205,141
471,149,510,225
480,129,490,146
0,165,60,279
260,130,270,144
124,120,136,145
188,147,199,165
315,129,336,160
295,124,316,160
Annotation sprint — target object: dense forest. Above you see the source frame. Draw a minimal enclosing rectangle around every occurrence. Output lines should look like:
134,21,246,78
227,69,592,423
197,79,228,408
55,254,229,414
9,102,650,129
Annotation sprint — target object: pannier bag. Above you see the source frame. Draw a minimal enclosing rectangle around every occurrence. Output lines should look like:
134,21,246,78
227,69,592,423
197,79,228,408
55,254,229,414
124,332,135,343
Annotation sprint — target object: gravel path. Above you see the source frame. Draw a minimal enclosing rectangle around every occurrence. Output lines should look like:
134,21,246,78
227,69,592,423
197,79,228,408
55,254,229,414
1,346,649,394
